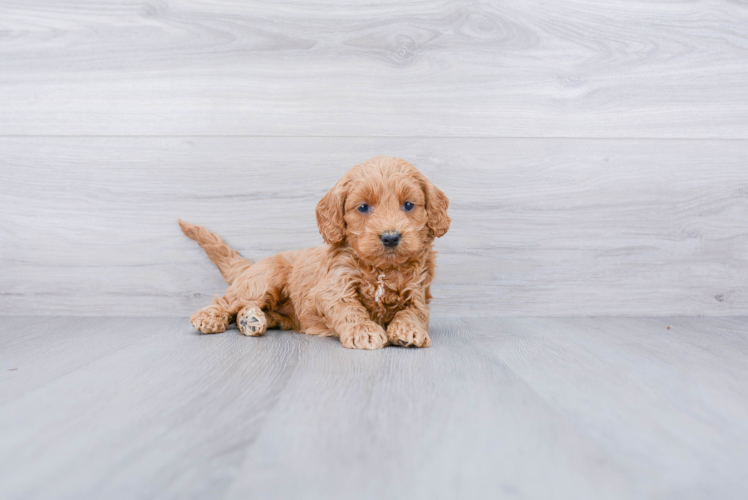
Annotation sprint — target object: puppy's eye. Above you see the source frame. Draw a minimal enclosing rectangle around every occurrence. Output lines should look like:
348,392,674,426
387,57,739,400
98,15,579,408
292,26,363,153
357,204,369,214
403,201,415,211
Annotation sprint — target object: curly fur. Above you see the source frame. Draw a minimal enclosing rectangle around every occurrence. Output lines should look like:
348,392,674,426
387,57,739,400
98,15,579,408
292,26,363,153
180,156,450,349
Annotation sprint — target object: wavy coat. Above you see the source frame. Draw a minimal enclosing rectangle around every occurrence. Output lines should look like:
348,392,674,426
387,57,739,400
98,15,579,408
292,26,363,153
180,156,450,349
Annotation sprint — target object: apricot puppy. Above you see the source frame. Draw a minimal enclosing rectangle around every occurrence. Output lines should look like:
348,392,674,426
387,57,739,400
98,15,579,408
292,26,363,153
180,156,450,349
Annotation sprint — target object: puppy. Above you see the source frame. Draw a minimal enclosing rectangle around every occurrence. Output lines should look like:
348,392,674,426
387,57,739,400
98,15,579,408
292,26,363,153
179,156,450,349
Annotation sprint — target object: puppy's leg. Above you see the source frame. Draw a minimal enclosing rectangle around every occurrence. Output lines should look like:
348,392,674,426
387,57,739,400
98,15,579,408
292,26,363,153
191,253,294,335
237,307,298,336
237,302,267,336
338,314,388,350
191,295,233,334
387,295,431,348
265,310,298,331
321,297,387,350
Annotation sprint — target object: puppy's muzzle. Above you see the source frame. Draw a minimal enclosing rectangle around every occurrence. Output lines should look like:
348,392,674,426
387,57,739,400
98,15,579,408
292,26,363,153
380,231,401,248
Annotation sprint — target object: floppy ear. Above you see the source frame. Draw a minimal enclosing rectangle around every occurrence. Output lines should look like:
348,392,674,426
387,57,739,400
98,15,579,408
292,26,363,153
421,176,451,238
316,176,349,245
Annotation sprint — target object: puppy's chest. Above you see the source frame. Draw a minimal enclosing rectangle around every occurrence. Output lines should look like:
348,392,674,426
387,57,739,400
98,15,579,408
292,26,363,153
358,273,410,322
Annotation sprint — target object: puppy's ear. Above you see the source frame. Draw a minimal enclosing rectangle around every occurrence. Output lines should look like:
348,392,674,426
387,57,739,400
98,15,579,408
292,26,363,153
316,176,349,245
420,176,451,238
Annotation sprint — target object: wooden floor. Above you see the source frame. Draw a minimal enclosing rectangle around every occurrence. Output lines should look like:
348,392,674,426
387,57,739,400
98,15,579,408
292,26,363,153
1,316,746,499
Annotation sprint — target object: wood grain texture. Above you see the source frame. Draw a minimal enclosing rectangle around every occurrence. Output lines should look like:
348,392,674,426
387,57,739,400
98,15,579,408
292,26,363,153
2,136,747,317
1,0,747,137
0,316,158,404
0,316,746,499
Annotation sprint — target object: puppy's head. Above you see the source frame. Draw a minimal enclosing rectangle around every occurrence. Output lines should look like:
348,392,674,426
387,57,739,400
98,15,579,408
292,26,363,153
316,156,450,265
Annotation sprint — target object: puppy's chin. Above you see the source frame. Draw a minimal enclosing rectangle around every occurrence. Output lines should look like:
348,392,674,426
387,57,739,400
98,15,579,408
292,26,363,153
349,233,424,267
359,248,409,268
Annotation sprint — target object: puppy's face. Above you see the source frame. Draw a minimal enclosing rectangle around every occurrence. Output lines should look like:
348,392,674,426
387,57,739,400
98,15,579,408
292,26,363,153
316,157,450,266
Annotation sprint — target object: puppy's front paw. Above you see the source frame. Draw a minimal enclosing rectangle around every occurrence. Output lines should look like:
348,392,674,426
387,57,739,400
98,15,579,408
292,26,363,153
237,306,267,337
340,323,388,350
387,321,431,348
191,308,230,334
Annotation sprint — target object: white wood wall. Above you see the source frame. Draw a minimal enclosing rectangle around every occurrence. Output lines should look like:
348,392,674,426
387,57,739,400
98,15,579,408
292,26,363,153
1,0,747,317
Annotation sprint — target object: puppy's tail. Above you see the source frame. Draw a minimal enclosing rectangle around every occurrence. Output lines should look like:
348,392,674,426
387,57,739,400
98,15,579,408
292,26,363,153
178,220,252,285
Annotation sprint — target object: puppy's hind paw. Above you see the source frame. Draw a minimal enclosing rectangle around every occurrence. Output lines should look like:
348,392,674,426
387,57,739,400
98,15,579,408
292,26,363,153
237,306,268,337
191,308,230,334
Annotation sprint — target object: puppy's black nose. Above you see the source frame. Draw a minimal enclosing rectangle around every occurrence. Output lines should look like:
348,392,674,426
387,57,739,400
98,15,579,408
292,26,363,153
380,231,401,248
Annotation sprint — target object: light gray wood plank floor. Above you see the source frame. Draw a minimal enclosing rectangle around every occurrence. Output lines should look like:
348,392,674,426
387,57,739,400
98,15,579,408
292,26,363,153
1,316,746,499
